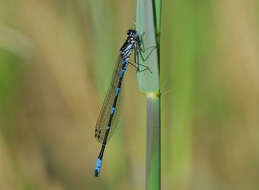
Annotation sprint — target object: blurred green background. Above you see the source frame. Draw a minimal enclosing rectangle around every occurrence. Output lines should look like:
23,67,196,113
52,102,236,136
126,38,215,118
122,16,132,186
0,0,259,190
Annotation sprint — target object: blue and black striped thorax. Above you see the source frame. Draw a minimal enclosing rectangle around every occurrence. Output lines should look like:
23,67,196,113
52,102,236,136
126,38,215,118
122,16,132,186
120,29,140,62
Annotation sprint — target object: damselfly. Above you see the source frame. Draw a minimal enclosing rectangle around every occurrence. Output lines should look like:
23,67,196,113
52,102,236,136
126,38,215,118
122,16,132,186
94,29,151,177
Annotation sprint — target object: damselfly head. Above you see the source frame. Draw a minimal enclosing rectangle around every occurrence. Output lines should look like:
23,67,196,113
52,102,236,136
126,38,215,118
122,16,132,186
127,29,138,39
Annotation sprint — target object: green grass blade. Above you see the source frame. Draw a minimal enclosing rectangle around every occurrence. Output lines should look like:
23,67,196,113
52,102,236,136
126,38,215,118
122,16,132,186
136,0,159,93
136,0,161,190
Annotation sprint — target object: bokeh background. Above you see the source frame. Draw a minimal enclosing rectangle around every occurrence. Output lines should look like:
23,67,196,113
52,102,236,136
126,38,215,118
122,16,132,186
0,0,259,190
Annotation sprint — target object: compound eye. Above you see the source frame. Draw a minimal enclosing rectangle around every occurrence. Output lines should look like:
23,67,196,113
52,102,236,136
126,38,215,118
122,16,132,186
127,30,131,35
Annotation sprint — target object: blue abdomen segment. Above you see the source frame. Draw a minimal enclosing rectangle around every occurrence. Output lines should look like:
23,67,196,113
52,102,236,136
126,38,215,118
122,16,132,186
95,158,102,177
111,107,115,115
115,87,120,97
120,68,126,78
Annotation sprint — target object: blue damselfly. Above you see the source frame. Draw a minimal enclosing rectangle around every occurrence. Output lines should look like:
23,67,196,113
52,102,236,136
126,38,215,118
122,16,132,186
94,29,151,177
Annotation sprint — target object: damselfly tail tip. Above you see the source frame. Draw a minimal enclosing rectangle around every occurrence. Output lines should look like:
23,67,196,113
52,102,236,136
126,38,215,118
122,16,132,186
94,169,100,177
94,158,102,177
